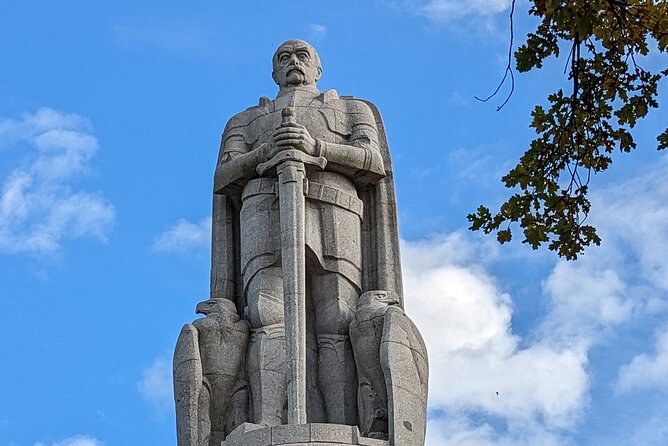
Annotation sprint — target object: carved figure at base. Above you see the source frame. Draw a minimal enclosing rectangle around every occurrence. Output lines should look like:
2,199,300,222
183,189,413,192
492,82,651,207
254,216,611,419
174,298,249,446
350,290,429,444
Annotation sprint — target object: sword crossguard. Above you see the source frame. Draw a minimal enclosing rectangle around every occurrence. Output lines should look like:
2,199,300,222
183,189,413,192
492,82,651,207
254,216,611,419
257,150,327,176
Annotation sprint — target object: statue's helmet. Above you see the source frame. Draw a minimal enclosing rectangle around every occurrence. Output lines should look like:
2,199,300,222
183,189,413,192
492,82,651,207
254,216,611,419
272,39,322,88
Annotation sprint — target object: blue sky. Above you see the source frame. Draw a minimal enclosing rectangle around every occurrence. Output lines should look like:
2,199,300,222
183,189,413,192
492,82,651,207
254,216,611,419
1,1,667,445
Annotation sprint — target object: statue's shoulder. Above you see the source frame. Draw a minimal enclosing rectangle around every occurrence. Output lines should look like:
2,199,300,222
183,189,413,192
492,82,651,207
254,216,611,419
319,90,374,114
224,96,273,131
318,90,378,131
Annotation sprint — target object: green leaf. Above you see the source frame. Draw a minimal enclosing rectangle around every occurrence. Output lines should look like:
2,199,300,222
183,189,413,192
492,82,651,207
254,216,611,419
658,129,668,151
497,229,512,244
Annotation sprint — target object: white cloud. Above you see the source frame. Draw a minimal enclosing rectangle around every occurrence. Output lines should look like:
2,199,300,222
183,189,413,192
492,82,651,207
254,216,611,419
388,0,517,38
308,24,328,41
617,325,668,393
540,262,633,347
420,0,513,21
138,355,173,413
426,412,572,446
34,434,103,446
0,108,115,254
591,156,668,293
402,232,589,442
549,155,668,396
402,154,668,442
153,216,211,254
387,0,513,23
0,107,89,148
539,156,668,336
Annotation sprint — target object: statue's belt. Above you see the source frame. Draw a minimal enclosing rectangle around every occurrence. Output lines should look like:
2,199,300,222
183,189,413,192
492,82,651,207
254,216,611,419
242,177,363,219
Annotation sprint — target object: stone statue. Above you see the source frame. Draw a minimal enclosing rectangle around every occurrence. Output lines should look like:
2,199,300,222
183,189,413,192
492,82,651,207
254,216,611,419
175,39,428,446
174,299,249,445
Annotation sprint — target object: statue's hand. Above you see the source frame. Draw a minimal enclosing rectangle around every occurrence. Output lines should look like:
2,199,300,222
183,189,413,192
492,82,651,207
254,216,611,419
272,122,318,156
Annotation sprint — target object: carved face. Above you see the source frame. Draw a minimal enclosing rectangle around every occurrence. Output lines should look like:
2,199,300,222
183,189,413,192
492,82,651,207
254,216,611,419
272,40,322,89
195,298,237,317
359,290,400,310
195,299,219,315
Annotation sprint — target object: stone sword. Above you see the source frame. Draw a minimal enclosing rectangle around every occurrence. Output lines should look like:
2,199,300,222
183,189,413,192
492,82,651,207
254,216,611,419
256,107,327,425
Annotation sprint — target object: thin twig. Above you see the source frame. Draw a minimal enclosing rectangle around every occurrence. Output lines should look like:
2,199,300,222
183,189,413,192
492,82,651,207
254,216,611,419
475,0,516,111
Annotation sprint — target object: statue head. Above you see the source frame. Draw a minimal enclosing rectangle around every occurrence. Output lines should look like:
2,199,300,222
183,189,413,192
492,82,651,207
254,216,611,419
272,39,322,90
195,298,239,322
358,290,401,310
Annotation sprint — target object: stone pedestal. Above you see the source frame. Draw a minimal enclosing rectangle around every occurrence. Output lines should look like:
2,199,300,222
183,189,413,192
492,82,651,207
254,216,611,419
222,423,388,446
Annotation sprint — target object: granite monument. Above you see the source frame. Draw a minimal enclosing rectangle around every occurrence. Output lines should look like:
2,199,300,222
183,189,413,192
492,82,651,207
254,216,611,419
174,39,428,446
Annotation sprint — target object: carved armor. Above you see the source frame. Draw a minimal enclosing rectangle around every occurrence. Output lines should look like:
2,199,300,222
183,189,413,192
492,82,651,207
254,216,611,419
220,89,384,291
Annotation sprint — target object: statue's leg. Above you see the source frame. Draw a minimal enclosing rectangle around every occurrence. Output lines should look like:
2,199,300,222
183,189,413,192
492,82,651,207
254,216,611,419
245,266,286,427
306,294,327,423
311,272,359,425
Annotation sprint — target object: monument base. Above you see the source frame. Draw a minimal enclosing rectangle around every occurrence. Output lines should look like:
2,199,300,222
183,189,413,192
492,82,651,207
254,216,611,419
221,423,388,446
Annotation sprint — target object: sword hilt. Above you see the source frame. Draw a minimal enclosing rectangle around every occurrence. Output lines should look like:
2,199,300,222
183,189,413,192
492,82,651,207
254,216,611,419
256,107,327,175
282,107,297,125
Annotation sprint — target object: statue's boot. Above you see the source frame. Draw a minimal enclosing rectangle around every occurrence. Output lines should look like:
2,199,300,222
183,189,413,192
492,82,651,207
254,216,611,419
317,333,358,425
247,323,287,426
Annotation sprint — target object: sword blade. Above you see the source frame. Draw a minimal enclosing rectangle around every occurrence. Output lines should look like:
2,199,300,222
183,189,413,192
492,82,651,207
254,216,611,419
276,159,308,425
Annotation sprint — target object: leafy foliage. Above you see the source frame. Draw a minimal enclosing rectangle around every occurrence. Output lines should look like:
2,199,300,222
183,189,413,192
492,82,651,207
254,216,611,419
468,0,668,259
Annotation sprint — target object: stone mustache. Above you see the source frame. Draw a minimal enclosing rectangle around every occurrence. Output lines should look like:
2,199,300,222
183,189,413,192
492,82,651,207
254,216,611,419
173,40,428,446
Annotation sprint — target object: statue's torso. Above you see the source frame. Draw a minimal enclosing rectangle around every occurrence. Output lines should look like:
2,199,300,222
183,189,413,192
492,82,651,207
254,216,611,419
235,89,365,288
